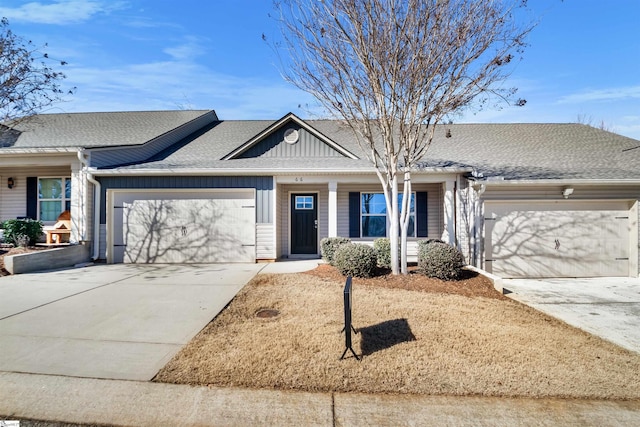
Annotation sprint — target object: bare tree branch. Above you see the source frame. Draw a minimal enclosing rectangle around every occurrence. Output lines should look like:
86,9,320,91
0,17,74,128
273,0,533,274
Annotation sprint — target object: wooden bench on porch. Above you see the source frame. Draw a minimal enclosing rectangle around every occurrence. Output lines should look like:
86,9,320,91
43,210,71,245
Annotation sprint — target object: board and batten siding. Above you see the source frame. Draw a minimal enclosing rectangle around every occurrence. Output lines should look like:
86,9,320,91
239,126,344,158
97,175,275,261
481,185,640,276
0,167,71,221
278,184,328,257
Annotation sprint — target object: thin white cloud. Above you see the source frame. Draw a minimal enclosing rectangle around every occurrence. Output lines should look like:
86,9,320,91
557,86,640,104
59,58,316,119
163,36,209,61
0,0,124,25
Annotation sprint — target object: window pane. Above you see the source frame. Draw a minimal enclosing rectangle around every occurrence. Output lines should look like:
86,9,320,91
40,201,62,221
39,178,62,199
65,178,71,199
397,193,415,213
406,216,415,237
65,201,71,211
295,196,313,210
362,216,386,237
362,193,386,214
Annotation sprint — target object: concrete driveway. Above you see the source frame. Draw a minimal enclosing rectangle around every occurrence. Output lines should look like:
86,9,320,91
502,277,640,354
0,263,264,381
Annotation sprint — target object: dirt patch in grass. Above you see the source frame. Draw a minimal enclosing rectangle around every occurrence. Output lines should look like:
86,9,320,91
155,266,640,399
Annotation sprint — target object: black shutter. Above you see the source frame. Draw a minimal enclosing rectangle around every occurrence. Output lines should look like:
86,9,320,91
416,191,428,237
26,177,38,219
348,192,360,237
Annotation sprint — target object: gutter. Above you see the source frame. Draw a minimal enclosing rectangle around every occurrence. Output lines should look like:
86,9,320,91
88,166,474,176
77,149,101,261
470,178,640,186
0,147,80,155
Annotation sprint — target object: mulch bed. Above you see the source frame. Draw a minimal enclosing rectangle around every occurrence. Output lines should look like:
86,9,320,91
303,263,506,300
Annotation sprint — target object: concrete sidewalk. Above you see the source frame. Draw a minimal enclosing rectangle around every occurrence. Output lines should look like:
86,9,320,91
2,372,640,426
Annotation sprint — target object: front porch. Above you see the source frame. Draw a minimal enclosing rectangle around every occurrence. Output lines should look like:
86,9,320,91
274,174,460,260
0,153,91,247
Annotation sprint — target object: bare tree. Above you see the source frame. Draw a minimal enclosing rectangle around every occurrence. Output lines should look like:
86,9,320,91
576,114,613,133
273,0,532,274
0,17,73,127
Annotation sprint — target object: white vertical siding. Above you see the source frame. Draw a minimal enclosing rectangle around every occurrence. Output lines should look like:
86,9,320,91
456,183,474,263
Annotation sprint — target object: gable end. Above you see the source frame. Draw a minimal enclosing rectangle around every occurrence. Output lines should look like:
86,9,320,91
223,113,358,160
238,125,346,158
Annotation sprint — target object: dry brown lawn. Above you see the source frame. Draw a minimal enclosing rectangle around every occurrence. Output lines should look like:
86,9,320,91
155,266,640,399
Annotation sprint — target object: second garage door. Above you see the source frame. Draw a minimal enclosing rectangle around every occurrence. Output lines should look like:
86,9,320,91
484,200,631,278
109,189,256,264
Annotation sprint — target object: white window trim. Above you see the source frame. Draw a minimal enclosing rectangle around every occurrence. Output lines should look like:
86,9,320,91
294,195,314,210
360,191,416,238
38,176,71,223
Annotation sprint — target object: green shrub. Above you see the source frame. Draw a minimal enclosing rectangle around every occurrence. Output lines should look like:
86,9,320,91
417,240,465,281
373,238,392,268
333,243,378,278
320,237,351,265
1,218,44,246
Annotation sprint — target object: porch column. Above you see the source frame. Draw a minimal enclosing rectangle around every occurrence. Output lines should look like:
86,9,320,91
441,179,455,245
70,160,84,244
328,181,338,237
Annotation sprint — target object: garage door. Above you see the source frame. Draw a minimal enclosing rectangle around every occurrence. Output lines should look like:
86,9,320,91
109,190,256,263
484,201,631,278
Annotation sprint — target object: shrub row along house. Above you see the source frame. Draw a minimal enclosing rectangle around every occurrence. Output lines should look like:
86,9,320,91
1,110,639,278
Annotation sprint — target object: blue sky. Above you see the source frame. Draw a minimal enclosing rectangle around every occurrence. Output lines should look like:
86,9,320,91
1,0,639,139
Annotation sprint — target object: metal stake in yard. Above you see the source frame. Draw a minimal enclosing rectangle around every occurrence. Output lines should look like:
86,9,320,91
340,276,360,360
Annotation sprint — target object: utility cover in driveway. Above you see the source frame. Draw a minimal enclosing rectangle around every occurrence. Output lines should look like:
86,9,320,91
484,201,631,278
111,190,256,263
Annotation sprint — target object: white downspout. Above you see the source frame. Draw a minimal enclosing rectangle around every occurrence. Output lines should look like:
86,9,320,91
77,149,101,260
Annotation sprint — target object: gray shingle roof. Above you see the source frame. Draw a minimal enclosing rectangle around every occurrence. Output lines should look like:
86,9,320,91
115,119,640,181
1,110,212,148
3,110,639,181
423,123,640,180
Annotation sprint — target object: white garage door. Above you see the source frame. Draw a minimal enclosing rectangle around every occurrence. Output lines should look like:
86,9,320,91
109,190,256,263
484,201,630,278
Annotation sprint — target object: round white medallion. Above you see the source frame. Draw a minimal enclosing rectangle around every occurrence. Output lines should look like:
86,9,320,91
284,128,299,144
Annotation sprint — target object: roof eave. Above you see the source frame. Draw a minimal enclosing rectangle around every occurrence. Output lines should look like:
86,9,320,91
0,147,81,155
472,178,640,186
89,166,472,176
